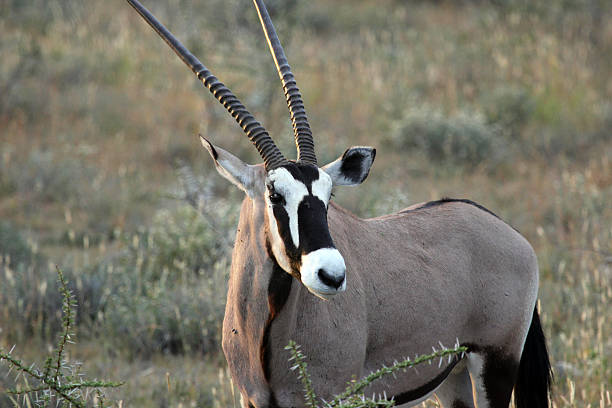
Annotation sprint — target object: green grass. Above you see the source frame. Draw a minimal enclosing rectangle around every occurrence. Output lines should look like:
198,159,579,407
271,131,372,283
1,0,611,406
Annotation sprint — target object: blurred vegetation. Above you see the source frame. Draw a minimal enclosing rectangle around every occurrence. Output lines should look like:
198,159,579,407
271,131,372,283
1,0,611,406
0,267,123,408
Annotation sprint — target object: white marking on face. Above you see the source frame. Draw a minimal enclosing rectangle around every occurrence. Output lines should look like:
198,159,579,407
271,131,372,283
311,169,332,207
266,168,308,248
266,211,293,273
265,167,336,288
301,248,346,299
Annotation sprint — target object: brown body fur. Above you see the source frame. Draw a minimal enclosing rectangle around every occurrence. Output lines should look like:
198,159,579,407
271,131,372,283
223,198,538,407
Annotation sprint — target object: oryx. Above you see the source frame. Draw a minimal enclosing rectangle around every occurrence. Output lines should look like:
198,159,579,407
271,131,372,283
126,1,553,407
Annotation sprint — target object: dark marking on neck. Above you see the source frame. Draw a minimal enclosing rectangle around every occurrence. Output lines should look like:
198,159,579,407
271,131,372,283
260,241,293,405
392,356,462,405
266,258,293,319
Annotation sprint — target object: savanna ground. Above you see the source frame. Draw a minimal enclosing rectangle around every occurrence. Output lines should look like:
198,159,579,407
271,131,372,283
1,0,611,406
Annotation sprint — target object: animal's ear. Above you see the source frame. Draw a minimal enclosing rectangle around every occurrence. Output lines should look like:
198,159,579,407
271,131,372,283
322,146,376,186
200,135,264,197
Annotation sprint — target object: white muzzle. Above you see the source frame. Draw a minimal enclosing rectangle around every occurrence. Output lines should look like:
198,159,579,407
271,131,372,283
300,248,346,299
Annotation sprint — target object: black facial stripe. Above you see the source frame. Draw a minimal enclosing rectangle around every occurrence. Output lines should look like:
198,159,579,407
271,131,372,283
271,194,334,267
298,196,334,253
271,204,300,263
268,162,334,272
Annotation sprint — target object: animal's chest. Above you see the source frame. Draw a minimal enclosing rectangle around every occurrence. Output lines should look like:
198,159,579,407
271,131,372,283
264,288,369,406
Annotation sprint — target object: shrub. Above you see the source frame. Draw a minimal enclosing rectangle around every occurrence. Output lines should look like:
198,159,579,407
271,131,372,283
5,150,94,205
481,85,536,137
389,107,506,167
0,267,121,408
0,223,64,342
0,199,237,358
0,221,40,268
96,201,237,357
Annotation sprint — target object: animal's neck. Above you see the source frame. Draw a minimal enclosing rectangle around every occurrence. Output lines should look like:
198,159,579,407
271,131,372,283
222,197,295,406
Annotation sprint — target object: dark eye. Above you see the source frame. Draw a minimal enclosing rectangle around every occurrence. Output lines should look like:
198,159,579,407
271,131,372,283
269,192,285,205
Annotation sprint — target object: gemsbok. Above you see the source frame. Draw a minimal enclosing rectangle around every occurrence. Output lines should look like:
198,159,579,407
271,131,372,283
126,1,553,407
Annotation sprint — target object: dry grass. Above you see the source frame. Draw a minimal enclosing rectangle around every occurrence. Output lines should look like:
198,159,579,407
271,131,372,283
1,0,611,406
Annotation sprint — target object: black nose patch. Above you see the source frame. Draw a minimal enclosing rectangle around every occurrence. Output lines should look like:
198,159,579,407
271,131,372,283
318,268,344,289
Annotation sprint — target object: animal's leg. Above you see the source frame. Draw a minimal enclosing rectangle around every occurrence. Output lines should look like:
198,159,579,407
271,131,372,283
433,361,475,408
466,349,520,408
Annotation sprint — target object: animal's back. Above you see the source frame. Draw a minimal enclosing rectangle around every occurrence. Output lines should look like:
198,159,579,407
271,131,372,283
328,199,539,380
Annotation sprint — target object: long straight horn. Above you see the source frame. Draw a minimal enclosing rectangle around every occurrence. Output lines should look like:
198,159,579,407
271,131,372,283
252,0,317,166
126,0,287,171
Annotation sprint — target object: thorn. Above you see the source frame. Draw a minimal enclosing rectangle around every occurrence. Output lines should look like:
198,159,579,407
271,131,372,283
448,354,452,364
438,357,443,368
439,341,445,349
432,346,437,353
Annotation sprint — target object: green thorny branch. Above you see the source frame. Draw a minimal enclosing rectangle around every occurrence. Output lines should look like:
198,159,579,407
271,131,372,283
0,266,123,407
285,340,468,408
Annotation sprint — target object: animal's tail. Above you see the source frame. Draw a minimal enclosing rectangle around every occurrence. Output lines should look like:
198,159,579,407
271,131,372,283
514,306,553,408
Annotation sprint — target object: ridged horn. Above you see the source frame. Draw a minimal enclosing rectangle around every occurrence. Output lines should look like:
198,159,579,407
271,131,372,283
126,0,288,171
253,0,317,166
